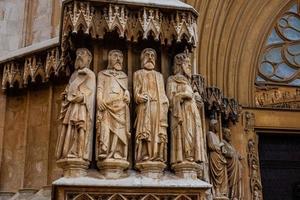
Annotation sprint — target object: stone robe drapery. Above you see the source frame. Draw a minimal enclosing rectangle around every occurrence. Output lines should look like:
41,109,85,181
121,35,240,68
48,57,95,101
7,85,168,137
224,140,244,200
167,75,205,164
207,130,228,197
56,68,96,161
133,69,169,161
97,70,130,159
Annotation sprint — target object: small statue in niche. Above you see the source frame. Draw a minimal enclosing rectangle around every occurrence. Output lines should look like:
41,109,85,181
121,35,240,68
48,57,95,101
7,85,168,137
133,48,169,177
96,50,130,178
167,52,206,179
207,119,228,199
223,128,244,200
55,48,96,176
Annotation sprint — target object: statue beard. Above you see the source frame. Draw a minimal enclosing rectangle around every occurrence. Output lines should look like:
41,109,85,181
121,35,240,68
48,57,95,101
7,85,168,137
113,62,122,71
75,59,83,70
183,66,192,79
143,59,155,70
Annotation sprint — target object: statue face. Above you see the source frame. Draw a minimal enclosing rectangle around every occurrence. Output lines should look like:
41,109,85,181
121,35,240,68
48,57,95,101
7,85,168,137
182,58,192,78
75,50,90,70
142,50,156,70
109,51,123,71
223,129,231,142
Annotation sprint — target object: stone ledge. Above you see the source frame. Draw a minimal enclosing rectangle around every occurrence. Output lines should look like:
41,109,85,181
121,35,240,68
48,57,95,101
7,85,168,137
0,37,59,64
53,170,211,189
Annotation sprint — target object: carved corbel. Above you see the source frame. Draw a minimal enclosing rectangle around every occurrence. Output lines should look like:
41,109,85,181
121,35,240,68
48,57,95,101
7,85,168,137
2,62,22,90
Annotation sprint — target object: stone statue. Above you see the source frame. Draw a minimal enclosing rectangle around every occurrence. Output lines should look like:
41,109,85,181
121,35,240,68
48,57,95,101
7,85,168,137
133,48,169,177
167,52,206,179
55,48,96,177
223,128,244,200
207,119,228,199
96,50,130,178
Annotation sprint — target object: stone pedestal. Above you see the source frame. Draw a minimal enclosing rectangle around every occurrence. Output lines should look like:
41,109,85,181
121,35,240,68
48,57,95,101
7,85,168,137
56,158,89,177
97,159,129,179
135,161,166,179
172,161,202,179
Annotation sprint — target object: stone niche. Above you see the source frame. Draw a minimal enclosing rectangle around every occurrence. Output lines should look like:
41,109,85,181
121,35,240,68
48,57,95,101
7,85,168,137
52,0,211,199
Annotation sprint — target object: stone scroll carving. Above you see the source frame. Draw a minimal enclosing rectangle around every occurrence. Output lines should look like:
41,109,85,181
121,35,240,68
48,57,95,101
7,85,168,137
207,119,228,199
133,48,169,178
55,48,96,177
96,50,130,178
167,52,206,179
223,128,244,200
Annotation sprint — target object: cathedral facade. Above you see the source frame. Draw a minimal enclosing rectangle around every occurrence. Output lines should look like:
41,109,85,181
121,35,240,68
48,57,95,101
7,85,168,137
0,1,299,200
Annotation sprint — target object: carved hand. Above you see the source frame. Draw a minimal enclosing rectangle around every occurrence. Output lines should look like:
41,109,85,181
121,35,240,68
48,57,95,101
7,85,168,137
137,94,149,103
221,145,227,154
73,95,84,103
98,100,106,111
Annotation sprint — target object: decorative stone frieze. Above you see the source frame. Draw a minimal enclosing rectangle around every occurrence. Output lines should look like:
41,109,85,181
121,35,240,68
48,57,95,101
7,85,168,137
1,47,62,90
61,1,198,46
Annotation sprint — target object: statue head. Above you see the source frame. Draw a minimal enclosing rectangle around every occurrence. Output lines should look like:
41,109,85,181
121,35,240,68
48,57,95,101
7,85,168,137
75,48,92,70
141,48,156,70
174,52,192,78
108,50,123,71
209,119,218,132
223,128,231,142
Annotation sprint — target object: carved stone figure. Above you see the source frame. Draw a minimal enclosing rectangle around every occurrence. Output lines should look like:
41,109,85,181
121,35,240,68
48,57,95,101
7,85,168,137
207,119,228,199
223,128,244,200
96,50,130,178
167,52,206,179
55,48,96,177
133,48,169,177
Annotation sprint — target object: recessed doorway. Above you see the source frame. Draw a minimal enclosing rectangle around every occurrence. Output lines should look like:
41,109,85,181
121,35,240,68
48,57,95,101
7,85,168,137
258,133,300,200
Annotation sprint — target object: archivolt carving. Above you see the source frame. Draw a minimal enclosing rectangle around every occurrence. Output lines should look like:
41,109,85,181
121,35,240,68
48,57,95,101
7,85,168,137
62,1,198,46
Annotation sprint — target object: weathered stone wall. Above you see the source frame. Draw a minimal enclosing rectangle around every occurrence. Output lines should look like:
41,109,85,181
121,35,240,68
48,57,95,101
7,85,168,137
0,85,66,192
0,0,26,55
0,0,61,56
